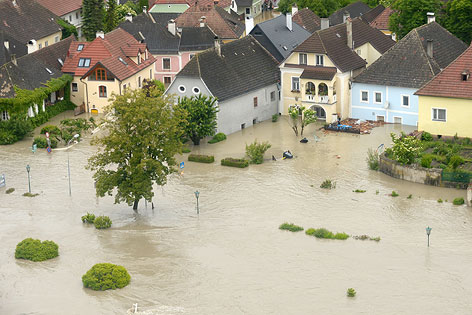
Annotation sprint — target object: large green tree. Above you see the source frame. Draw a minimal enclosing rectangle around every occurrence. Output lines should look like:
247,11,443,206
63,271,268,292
441,0,472,44
104,0,118,33
389,0,441,39
87,90,184,211
82,0,105,41
176,94,218,145
288,106,317,136
277,0,340,17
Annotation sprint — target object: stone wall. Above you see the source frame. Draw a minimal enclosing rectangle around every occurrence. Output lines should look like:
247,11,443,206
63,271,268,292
379,154,442,186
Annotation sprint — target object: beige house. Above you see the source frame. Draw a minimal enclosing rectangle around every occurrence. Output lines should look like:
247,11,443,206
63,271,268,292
279,18,395,121
62,28,156,113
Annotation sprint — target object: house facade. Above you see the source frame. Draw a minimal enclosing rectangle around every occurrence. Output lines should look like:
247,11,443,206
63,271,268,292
230,0,263,20
62,28,156,113
36,0,83,38
166,36,280,135
416,44,472,138
280,18,395,121
351,19,467,125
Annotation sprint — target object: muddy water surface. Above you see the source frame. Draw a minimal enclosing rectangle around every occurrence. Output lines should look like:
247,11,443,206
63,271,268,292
1,117,471,314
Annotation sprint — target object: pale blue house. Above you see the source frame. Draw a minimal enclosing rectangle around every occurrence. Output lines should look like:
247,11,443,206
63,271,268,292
351,20,467,125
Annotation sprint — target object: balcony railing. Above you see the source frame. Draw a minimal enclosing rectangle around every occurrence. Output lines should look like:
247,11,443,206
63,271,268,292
305,94,316,101
319,95,329,103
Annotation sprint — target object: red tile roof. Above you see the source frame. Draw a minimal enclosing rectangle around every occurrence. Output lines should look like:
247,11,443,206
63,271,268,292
35,0,82,16
369,7,393,31
415,44,472,99
62,28,155,81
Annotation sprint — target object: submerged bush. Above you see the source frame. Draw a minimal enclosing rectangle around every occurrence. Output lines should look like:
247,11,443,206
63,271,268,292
40,125,61,136
279,223,304,232
94,216,112,229
188,154,215,163
305,228,349,240
246,140,271,164
6,188,15,194
23,192,39,197
15,238,59,262
182,147,191,153
366,148,379,170
453,197,464,205
81,213,96,223
221,158,249,168
437,198,443,203
208,132,227,144
320,179,336,189
347,288,356,297
353,189,366,193
272,114,279,122
391,191,399,197
82,263,131,291
353,235,381,242
33,136,57,149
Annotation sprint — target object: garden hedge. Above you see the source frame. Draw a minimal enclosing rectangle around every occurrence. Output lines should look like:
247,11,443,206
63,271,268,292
221,157,249,168
15,238,59,262
82,263,131,291
188,154,215,163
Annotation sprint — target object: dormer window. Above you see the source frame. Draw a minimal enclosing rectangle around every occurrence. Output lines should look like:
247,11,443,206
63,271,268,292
461,70,470,81
77,44,84,51
138,53,141,64
78,58,91,67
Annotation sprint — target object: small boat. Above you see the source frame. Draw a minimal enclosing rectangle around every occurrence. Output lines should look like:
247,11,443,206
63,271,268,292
283,151,293,159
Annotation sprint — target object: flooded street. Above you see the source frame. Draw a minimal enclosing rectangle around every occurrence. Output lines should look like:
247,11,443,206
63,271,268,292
1,116,471,314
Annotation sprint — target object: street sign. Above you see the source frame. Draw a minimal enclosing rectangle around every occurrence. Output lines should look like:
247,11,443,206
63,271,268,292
47,146,52,153
0,174,5,188
180,162,184,169
45,132,50,138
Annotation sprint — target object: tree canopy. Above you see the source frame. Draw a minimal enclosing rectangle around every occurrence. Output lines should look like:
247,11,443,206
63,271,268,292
104,0,119,33
82,0,105,41
441,0,472,44
176,94,218,145
87,90,184,210
288,106,317,136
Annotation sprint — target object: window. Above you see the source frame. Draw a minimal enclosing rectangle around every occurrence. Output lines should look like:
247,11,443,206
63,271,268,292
299,53,307,65
393,116,402,124
93,68,107,80
137,53,141,64
376,115,384,122
189,54,195,59
241,123,246,129
78,58,91,67
270,91,275,101
192,87,200,94
253,118,257,125
432,108,446,122
123,84,127,91
164,76,171,88
72,83,78,92
99,86,107,98
150,69,152,79
246,8,250,14
316,55,324,66
77,44,84,51
55,36,59,43
361,90,368,102
163,58,171,70
374,92,382,104
69,15,72,22
138,76,142,88
253,97,258,107
45,41,48,47
38,43,42,49
76,12,79,19
291,77,300,91
356,49,361,55
1,110,9,121
401,95,409,107
178,85,186,93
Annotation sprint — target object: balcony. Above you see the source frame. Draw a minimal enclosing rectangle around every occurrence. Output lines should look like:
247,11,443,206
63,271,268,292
319,95,329,103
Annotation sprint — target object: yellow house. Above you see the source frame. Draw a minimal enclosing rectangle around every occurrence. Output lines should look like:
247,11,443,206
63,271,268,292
416,44,472,138
62,28,156,113
279,17,395,121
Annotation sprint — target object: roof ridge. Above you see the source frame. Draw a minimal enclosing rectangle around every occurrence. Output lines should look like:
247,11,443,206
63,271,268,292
413,28,436,76
318,32,327,54
249,35,280,65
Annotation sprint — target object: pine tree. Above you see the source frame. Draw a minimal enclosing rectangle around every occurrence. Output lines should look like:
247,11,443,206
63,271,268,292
104,0,118,33
82,0,105,41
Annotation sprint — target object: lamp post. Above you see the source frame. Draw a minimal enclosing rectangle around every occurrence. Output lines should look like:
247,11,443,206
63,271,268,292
426,226,432,247
194,190,200,214
26,164,31,193
66,134,80,196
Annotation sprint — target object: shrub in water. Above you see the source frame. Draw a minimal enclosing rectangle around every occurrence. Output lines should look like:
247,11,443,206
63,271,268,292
453,197,464,205
33,136,57,149
272,114,279,122
23,192,39,197
6,188,14,194
347,288,356,297
182,147,191,153
334,232,349,240
366,148,379,170
407,194,412,199
437,198,443,203
82,263,130,291
391,191,399,197
245,140,271,164
279,223,304,232
188,154,215,163
208,132,227,144
306,228,349,240
15,238,59,262
221,158,249,168
82,213,96,223
40,125,61,136
320,179,335,189
353,189,366,193
94,216,112,229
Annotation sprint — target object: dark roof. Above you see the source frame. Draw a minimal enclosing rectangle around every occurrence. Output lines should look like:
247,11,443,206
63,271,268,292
329,1,371,26
292,8,321,33
149,13,181,26
298,65,337,80
250,14,311,62
0,36,74,98
0,0,62,44
353,22,467,88
360,4,384,24
179,27,215,51
177,36,280,101
369,6,393,31
415,44,472,99
235,0,252,7
295,18,395,72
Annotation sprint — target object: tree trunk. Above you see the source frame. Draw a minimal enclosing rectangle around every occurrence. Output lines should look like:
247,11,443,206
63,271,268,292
133,199,139,211
192,136,200,145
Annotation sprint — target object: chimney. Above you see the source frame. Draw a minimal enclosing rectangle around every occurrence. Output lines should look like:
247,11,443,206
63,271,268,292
168,19,176,36
214,0,219,4
12,0,17,7
286,13,292,31
343,11,350,23
214,36,221,56
96,31,104,39
199,16,206,27
125,13,133,22
4,40,9,50
346,17,353,49
27,39,37,54
11,54,16,66
143,6,147,13
426,39,433,58
321,18,329,30
292,3,298,15
427,12,435,24
245,16,254,34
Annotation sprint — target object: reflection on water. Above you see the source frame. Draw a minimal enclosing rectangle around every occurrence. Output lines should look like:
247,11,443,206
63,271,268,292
1,117,471,314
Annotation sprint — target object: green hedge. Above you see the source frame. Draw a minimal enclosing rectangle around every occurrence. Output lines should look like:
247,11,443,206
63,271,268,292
208,132,226,144
94,216,112,229
15,238,59,262
33,136,58,148
188,154,215,163
221,157,249,168
40,125,61,136
82,263,131,291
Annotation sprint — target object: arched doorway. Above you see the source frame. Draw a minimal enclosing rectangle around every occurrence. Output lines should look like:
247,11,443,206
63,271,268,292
310,105,326,120
305,82,316,95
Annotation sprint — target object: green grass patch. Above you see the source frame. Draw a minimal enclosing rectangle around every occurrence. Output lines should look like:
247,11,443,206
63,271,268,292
6,188,14,194
188,154,215,163
208,132,227,144
279,223,304,232
305,228,349,240
15,238,59,262
320,179,336,189
82,263,130,291
353,189,366,193
453,197,464,205
221,157,249,168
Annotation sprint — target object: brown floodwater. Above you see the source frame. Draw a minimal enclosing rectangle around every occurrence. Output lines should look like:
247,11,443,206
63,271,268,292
1,115,471,314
